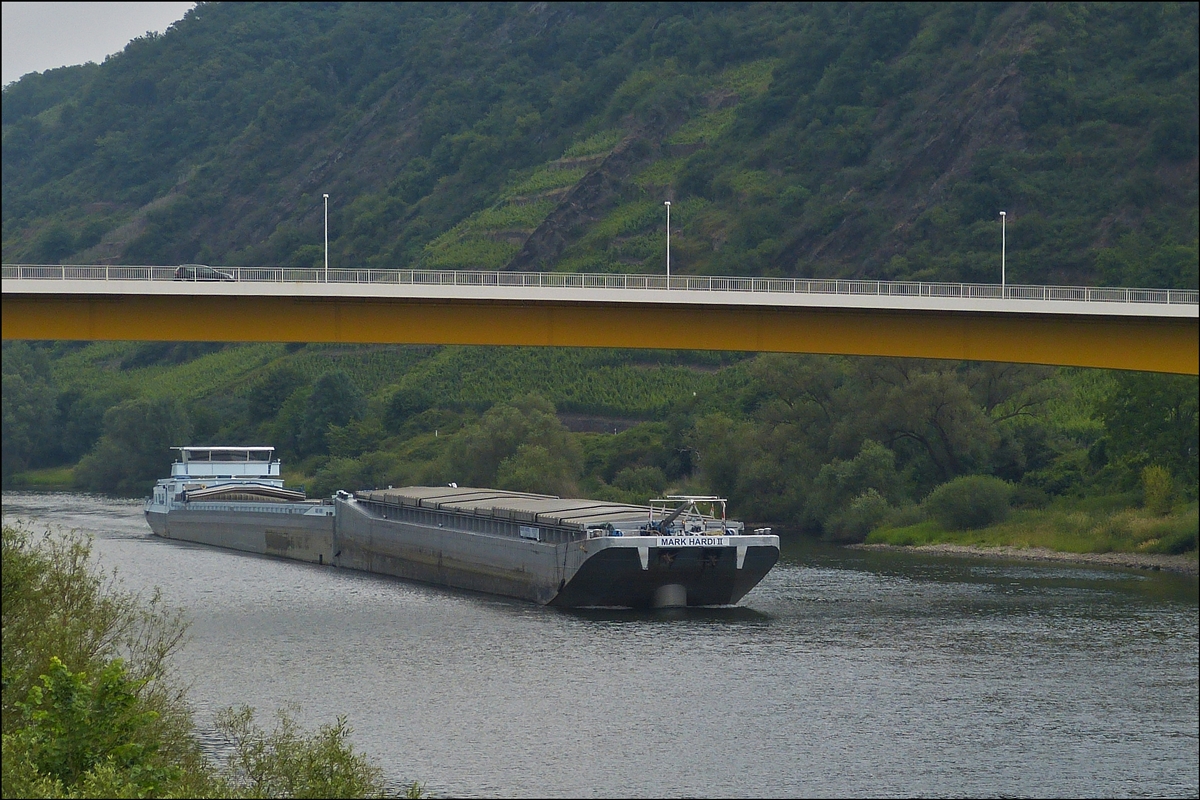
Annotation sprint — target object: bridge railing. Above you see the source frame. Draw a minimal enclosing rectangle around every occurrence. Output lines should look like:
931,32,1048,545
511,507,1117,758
3,263,1197,305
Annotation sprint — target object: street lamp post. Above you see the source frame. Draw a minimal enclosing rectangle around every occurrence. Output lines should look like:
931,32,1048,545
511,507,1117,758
664,200,671,289
323,193,329,283
1000,210,1006,293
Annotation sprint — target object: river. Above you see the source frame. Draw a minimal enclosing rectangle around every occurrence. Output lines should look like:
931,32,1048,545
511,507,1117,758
3,491,1197,798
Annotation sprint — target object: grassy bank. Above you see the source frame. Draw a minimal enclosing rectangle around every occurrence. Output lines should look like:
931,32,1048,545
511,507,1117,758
5,465,76,491
866,499,1199,559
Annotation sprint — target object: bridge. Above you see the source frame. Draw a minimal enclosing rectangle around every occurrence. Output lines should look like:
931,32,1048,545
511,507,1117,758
2,264,1197,375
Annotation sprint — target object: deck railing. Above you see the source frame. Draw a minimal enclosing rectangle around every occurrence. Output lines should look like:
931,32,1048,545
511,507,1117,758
3,263,1197,305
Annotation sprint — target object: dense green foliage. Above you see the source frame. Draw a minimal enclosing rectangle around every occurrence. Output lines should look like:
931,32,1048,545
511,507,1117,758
213,706,393,800
1,524,416,798
75,397,192,496
1,524,206,798
3,2,1197,288
4,656,190,798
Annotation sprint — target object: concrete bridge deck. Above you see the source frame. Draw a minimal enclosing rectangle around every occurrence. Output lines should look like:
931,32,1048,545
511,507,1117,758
3,265,1197,374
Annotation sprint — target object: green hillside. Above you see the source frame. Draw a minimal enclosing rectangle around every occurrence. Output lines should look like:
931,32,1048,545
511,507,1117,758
2,3,1197,551
3,2,1196,287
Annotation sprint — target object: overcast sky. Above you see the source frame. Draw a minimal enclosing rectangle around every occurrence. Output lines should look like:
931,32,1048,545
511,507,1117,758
2,2,195,87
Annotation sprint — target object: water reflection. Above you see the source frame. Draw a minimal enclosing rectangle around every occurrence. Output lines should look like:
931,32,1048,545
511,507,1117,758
559,604,772,624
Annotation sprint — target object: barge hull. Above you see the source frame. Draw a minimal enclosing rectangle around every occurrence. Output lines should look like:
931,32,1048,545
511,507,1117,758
146,489,781,609
147,506,335,564
332,497,563,603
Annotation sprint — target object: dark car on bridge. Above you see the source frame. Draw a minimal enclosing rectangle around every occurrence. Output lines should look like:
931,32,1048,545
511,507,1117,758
174,264,235,281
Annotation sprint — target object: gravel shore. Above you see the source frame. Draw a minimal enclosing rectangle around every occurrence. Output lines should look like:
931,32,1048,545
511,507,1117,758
847,543,1199,577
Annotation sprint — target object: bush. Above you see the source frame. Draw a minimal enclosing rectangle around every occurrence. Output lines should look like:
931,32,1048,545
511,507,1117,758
883,502,926,528
923,475,1013,531
1,526,190,736
1011,483,1050,510
4,656,185,797
1141,464,1174,515
1147,526,1198,555
216,705,388,799
823,488,892,543
1143,504,1199,554
612,465,668,500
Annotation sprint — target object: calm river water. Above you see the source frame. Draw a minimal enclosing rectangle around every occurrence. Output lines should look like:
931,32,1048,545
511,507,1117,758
3,491,1197,798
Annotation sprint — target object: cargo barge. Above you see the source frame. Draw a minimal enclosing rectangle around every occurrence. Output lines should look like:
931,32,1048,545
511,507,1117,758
144,446,780,608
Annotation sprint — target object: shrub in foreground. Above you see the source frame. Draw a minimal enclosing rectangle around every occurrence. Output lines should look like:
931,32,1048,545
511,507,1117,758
1,524,421,798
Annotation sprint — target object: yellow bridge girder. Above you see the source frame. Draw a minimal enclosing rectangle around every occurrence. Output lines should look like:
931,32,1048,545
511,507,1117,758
2,293,1197,374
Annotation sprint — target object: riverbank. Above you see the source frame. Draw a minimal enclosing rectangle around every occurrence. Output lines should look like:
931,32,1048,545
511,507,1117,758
848,542,1199,576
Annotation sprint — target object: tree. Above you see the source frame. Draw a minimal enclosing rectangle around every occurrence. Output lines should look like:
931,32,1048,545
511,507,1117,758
297,371,365,458
1,343,61,481
844,362,999,488
691,412,757,506
497,443,579,497
56,390,110,465
439,394,582,492
809,439,908,530
1100,372,1199,496
247,365,307,423
75,398,192,496
31,222,76,263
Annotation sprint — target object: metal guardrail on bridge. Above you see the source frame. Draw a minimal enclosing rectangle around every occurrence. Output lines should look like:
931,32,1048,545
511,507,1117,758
3,263,1198,306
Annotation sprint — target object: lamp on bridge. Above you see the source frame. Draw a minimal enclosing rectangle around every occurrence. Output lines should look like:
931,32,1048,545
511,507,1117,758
664,200,671,290
1000,210,1006,292
323,193,330,284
